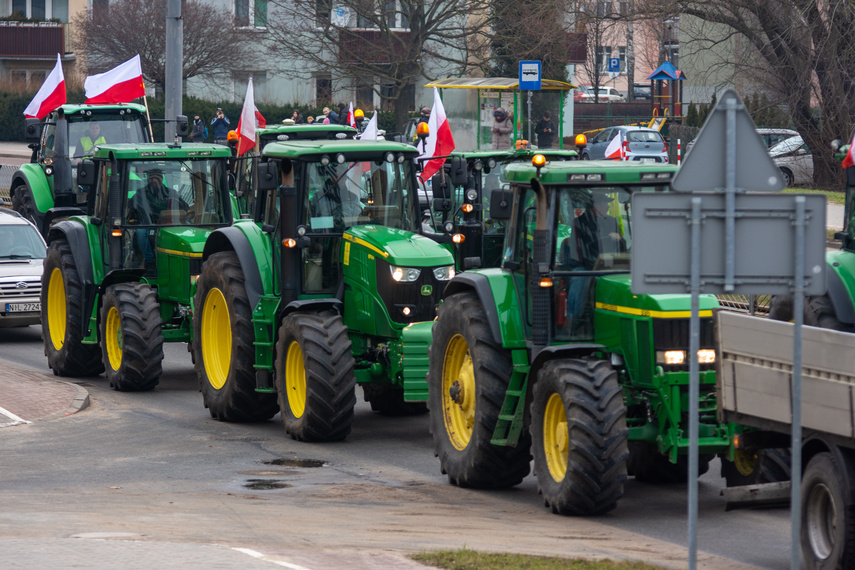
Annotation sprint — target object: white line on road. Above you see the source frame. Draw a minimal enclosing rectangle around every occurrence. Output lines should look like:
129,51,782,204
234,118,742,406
0,406,31,427
233,547,313,570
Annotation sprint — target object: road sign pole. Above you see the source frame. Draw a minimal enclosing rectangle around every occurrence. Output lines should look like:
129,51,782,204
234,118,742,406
791,197,806,570
527,91,532,145
725,95,738,292
688,196,701,570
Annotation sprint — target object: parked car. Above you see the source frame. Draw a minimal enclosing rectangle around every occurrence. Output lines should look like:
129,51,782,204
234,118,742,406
631,83,652,100
770,135,812,186
0,207,47,327
574,84,625,103
580,126,669,163
685,127,799,157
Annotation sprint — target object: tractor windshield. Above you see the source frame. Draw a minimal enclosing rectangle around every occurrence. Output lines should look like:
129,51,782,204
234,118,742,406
67,115,147,159
303,158,415,234
556,187,632,271
125,159,230,226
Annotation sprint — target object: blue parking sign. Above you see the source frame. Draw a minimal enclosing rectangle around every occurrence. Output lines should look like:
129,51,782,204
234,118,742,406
608,58,620,73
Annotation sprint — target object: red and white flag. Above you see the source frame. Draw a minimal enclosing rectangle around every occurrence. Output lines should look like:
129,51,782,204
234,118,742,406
235,77,267,156
24,54,66,119
418,87,456,182
360,111,379,140
842,130,855,169
84,55,145,104
605,132,623,160
348,102,356,128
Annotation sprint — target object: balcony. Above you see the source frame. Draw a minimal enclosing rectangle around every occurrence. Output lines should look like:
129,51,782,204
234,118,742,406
566,32,587,64
339,30,411,64
0,21,71,58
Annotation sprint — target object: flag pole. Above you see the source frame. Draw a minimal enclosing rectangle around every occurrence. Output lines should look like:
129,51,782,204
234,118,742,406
142,83,155,142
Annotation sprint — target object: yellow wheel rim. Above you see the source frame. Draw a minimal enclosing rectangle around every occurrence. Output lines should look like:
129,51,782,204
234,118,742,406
543,392,569,482
733,447,759,477
201,287,231,390
285,340,306,418
105,306,123,371
441,334,476,451
47,267,67,350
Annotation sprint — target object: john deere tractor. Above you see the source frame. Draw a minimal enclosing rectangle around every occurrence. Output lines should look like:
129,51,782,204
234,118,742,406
41,142,234,391
12,104,159,235
192,139,455,437
425,156,733,515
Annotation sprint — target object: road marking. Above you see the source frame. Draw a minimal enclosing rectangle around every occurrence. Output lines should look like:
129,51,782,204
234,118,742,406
233,547,313,570
0,406,31,427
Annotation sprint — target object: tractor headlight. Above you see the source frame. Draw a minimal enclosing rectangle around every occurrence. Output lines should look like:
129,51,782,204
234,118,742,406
390,265,421,282
433,265,455,281
657,350,686,365
698,349,716,364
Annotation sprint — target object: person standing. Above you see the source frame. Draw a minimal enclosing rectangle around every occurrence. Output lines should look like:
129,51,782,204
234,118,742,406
324,106,339,123
491,108,513,150
337,103,349,125
535,110,557,149
190,114,206,142
211,108,230,145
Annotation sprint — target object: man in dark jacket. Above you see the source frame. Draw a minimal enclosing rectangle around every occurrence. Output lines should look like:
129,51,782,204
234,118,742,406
211,108,230,144
535,110,557,149
190,115,206,142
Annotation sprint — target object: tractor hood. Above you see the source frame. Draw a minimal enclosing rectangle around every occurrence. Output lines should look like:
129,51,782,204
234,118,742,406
345,226,454,268
156,226,212,256
596,274,720,314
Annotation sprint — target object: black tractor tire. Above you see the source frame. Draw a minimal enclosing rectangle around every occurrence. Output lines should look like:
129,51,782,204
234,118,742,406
100,283,164,392
193,252,278,422
274,311,356,442
721,448,791,487
12,184,42,230
41,238,104,377
362,384,428,416
801,451,855,569
427,291,532,489
627,441,712,484
767,295,794,322
805,294,855,332
530,357,628,515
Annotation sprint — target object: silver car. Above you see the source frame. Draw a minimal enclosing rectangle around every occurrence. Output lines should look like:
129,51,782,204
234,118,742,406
0,208,47,327
580,126,669,163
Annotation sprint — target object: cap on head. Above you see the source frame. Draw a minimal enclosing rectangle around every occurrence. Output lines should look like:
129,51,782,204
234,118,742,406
421,107,430,114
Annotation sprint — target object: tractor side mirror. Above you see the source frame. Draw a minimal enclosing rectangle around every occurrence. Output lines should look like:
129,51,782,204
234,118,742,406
175,115,190,138
489,188,512,220
77,160,97,186
25,118,41,141
257,161,278,190
449,156,467,186
431,171,452,212
846,165,855,187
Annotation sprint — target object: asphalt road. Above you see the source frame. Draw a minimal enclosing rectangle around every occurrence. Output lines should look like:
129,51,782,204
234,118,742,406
0,325,791,569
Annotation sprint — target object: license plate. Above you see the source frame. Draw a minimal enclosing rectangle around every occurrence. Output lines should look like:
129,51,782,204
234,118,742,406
5,302,40,313
640,158,656,163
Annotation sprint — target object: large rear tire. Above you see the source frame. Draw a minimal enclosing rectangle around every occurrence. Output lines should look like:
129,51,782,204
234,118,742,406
531,358,628,515
427,291,532,488
193,251,278,422
805,294,855,332
767,295,794,322
721,447,791,487
801,451,855,569
274,311,356,442
100,283,164,392
41,238,104,377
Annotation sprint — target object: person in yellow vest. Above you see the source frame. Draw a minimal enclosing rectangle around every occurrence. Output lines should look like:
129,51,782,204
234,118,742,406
75,122,106,158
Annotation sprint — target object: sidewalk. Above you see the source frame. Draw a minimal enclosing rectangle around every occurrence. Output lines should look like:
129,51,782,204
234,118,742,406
0,359,88,428
0,141,31,160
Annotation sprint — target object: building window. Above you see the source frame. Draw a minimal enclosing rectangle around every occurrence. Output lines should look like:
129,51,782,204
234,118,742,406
595,0,611,17
356,80,374,110
316,0,331,26
383,0,408,29
617,0,629,16
92,0,108,18
667,45,679,67
10,0,51,19
315,74,332,105
597,45,611,73
235,0,267,28
618,46,627,74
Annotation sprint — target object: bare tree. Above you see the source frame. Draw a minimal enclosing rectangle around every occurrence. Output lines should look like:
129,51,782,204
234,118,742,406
263,0,492,130
490,0,572,82
573,0,626,102
649,0,855,187
74,0,251,92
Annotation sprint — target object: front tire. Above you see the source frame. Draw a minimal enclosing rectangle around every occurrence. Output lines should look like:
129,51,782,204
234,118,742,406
12,184,42,231
41,239,104,377
805,294,855,332
531,358,628,515
427,291,532,488
801,451,855,569
100,283,164,391
193,252,278,422
274,311,356,442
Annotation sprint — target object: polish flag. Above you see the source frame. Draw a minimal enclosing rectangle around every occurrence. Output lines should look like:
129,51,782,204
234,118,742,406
418,87,456,182
235,77,267,156
605,132,623,160
348,102,356,128
24,54,66,119
842,130,855,169
360,111,379,140
84,55,146,104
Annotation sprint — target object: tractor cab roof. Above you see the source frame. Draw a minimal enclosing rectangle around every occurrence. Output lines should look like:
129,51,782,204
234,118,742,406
90,143,233,160
503,159,678,186
257,124,357,145
47,103,147,121
261,139,419,161
449,148,579,162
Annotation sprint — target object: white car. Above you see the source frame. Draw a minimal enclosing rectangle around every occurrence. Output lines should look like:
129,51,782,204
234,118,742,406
0,208,47,327
770,135,812,186
574,85,625,103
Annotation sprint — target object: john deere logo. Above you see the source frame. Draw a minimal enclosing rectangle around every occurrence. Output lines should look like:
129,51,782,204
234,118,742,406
420,285,433,296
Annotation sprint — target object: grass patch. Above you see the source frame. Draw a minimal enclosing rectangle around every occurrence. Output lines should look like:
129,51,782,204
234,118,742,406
410,548,667,569
784,187,845,205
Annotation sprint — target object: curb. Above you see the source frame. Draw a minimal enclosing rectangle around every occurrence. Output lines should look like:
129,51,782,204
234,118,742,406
39,382,90,422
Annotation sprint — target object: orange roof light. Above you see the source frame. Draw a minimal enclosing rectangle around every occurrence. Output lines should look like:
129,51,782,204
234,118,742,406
354,109,364,120
532,154,547,168
227,130,239,142
416,122,430,137
574,134,588,147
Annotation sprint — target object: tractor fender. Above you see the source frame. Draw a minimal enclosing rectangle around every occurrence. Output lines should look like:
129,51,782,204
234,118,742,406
443,272,503,345
825,265,855,325
527,343,609,391
202,226,267,312
47,220,97,336
282,298,343,318
12,164,53,214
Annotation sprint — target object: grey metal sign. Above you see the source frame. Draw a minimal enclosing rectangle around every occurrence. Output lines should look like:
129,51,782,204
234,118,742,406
631,192,826,295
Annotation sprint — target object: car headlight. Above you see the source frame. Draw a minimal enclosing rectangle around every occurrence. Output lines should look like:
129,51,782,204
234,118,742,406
390,265,421,282
433,265,455,281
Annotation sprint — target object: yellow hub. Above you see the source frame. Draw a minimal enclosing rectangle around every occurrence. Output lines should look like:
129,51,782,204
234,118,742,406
543,392,569,482
105,306,123,371
201,288,231,390
442,334,476,450
285,340,307,418
47,267,67,350
733,447,759,477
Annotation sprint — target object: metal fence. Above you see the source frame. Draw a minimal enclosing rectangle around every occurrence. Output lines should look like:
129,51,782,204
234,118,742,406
0,164,14,206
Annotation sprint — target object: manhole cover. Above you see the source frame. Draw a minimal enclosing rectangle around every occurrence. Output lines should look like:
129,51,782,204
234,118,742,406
263,458,326,468
243,479,292,490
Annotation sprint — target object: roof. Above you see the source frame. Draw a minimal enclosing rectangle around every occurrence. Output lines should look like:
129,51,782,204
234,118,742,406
262,139,419,160
91,143,232,160
257,124,357,137
52,103,147,118
449,149,579,161
425,77,577,91
503,159,678,185
646,61,685,81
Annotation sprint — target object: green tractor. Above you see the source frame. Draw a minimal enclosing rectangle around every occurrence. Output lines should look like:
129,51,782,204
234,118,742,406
12,104,161,235
192,139,456,436
424,156,732,515
41,142,234,391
